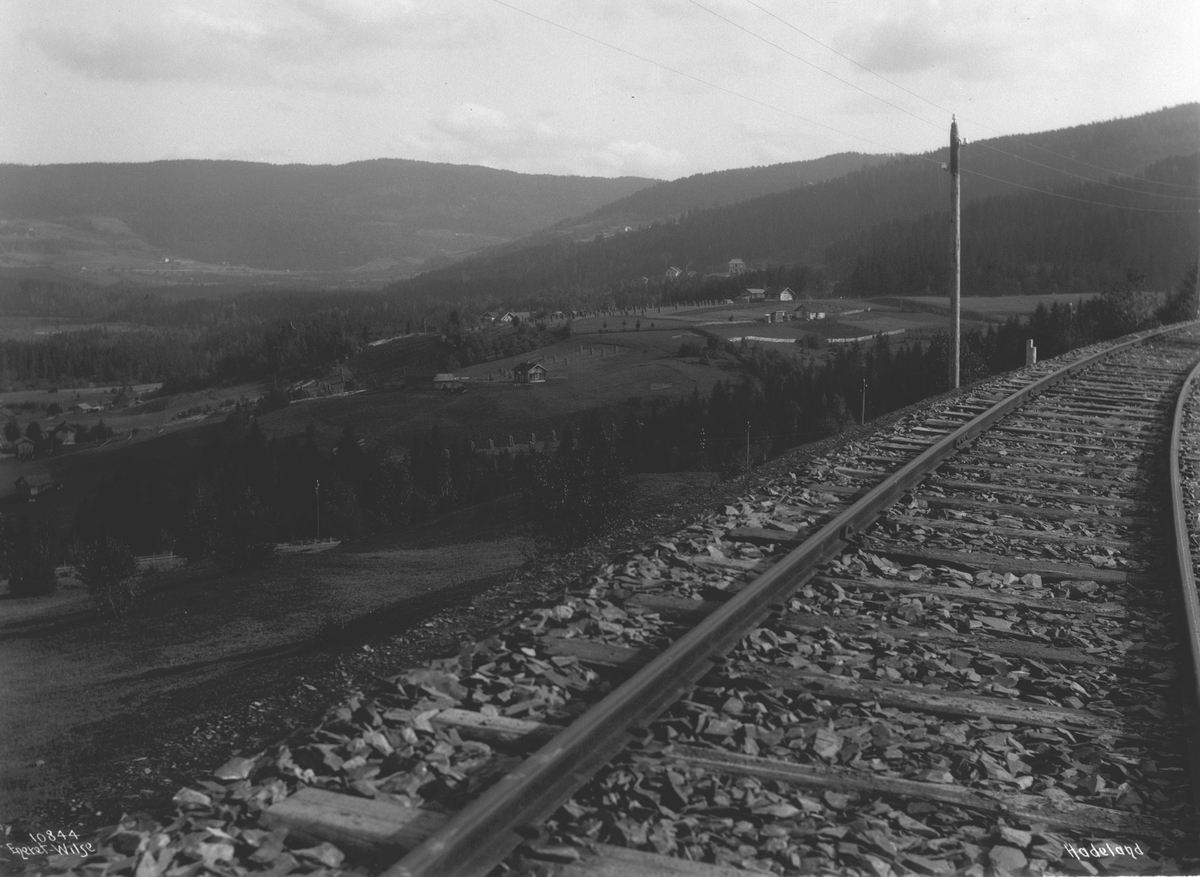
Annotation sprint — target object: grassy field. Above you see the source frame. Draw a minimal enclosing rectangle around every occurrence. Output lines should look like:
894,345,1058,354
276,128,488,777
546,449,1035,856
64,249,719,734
891,292,1099,320
1,381,265,508
0,471,717,827
264,327,735,449
0,494,529,824
286,295,1077,451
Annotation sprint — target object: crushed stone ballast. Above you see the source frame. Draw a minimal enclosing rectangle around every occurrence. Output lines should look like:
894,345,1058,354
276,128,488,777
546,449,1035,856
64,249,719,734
38,322,1200,877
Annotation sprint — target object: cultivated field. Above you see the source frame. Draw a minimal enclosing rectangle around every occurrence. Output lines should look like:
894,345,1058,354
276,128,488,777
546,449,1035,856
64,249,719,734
285,294,1104,451
264,327,734,449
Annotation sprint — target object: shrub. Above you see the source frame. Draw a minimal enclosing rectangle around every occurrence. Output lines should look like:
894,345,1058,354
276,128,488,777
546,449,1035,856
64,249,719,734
4,518,57,597
7,547,56,596
521,417,632,547
79,537,140,618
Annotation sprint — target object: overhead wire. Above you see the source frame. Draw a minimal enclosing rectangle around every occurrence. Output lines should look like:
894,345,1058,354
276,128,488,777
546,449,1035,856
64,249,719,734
489,0,1195,215
736,0,1200,196
685,0,944,135
959,168,1200,214
970,141,1200,202
486,0,945,167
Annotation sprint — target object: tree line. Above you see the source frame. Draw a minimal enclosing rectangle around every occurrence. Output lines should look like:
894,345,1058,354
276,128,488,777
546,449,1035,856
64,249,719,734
4,260,1195,607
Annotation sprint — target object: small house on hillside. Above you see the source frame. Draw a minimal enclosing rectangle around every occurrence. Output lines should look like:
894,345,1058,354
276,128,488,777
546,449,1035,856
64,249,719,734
728,258,746,276
15,436,35,458
737,288,766,303
73,402,100,414
765,286,795,302
15,475,60,500
433,373,466,393
513,362,548,384
498,311,532,325
52,422,76,448
795,304,826,321
665,266,683,281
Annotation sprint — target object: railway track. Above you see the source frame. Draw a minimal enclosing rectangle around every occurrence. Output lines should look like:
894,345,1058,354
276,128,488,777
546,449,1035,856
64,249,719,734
50,324,1200,877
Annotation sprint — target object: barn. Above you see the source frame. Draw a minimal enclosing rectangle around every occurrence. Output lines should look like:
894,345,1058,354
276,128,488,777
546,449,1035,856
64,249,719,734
513,362,548,383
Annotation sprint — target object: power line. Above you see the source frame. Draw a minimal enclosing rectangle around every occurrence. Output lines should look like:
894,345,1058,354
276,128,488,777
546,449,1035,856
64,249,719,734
954,115,1200,194
491,0,1195,215
486,0,944,163
973,141,1200,202
739,0,952,120
737,0,1200,194
961,167,1200,214
686,0,943,134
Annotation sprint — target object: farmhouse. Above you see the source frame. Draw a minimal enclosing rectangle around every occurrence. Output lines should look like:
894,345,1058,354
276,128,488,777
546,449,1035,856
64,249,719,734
433,373,466,393
765,286,795,302
795,304,826,321
73,402,100,414
513,362,548,383
728,258,746,276
736,288,767,303
15,436,35,458
664,266,683,281
498,311,532,325
52,422,76,447
15,475,60,500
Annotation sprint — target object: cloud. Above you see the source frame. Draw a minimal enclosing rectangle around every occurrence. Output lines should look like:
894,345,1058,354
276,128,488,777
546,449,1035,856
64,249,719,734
410,102,682,178
591,140,686,179
21,1,488,90
848,2,1011,83
435,103,521,150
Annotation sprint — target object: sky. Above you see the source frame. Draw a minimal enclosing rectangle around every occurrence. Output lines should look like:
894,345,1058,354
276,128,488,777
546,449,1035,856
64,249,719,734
1,0,1196,181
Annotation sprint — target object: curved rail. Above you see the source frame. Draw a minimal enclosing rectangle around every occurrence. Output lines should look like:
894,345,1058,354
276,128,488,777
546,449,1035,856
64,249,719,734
387,321,1198,877
1170,353,1200,808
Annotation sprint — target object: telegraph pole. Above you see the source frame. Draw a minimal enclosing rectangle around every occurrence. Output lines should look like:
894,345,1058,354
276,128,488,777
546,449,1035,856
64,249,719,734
745,421,751,471
315,479,320,541
1194,209,1200,321
861,378,867,424
949,115,962,390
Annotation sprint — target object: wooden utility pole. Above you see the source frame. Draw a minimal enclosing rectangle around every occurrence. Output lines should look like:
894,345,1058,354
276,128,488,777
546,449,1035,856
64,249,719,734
1194,209,1200,321
949,115,961,390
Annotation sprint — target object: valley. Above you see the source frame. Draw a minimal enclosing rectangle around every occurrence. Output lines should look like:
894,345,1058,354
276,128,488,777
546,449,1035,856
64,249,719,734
0,102,1195,849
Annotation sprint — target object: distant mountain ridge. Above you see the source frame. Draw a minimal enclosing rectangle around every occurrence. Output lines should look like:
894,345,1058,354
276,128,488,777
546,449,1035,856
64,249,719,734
390,103,1199,303
548,152,896,238
0,159,657,274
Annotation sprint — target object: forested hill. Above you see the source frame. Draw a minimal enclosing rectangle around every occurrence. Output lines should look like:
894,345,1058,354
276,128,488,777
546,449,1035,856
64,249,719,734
389,103,1199,303
830,152,1200,296
548,152,895,238
0,159,655,273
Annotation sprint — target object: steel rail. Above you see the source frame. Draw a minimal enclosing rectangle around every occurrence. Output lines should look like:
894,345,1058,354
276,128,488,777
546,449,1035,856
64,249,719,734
1169,352,1200,811
386,321,1196,877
